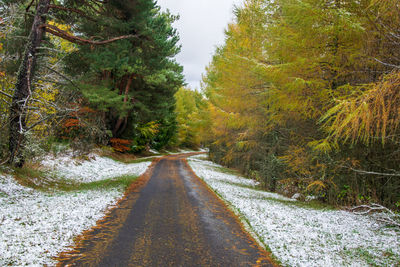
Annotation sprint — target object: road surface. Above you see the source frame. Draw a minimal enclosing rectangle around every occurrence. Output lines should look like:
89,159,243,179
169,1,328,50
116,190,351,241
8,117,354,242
57,154,275,266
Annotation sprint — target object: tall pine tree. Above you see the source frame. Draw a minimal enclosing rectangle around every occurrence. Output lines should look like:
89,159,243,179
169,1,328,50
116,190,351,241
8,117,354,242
64,0,183,151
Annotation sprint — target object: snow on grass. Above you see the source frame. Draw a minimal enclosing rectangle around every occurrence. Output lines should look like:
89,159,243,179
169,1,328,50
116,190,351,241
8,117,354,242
41,153,151,183
149,149,160,154
188,156,400,267
0,154,151,266
164,148,202,155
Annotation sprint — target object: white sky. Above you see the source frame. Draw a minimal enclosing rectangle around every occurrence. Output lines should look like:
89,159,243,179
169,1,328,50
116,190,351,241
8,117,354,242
156,0,243,90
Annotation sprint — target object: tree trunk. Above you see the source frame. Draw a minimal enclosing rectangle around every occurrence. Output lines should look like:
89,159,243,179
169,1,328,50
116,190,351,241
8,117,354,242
8,0,50,167
113,74,134,137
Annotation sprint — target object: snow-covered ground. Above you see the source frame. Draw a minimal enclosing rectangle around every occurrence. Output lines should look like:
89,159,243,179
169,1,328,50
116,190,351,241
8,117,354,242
188,154,400,267
0,154,151,266
41,153,151,183
163,148,208,155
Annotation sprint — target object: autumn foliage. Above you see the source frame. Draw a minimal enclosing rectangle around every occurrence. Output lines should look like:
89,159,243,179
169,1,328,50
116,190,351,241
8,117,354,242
1,0,183,165
110,138,132,153
202,0,400,208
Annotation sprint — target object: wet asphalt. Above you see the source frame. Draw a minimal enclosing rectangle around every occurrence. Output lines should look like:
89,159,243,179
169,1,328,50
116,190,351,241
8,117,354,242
58,154,274,267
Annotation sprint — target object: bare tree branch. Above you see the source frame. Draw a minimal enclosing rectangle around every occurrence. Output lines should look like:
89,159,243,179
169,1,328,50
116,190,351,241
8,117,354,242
25,0,35,13
41,24,138,46
26,112,73,132
0,90,12,98
48,5,96,21
90,0,108,4
350,203,388,215
341,165,400,177
18,54,34,134
1,98,10,106
349,203,400,228
374,58,400,69
43,66,80,90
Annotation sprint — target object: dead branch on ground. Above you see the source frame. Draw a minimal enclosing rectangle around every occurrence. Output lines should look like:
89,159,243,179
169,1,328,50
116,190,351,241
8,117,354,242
349,203,400,228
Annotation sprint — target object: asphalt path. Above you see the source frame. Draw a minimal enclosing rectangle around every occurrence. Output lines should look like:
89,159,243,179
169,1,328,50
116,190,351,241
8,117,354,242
58,153,275,267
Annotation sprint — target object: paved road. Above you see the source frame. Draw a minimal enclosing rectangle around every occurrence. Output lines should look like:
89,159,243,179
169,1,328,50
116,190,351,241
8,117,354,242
58,154,275,267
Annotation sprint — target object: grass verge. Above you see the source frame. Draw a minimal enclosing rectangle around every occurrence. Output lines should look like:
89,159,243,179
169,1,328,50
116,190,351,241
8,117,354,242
213,165,242,176
103,153,155,164
72,175,139,191
209,164,336,211
12,164,138,192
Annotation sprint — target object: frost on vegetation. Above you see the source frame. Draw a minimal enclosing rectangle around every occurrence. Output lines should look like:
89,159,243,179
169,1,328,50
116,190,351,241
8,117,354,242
149,149,160,154
188,156,400,267
41,152,151,183
0,154,151,266
164,148,202,155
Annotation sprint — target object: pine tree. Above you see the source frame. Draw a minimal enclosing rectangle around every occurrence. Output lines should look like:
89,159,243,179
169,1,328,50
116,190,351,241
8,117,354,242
4,0,183,165
64,0,183,151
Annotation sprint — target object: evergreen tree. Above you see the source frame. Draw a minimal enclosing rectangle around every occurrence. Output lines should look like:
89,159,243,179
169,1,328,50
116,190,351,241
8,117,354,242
4,0,143,166
3,0,183,165
64,0,183,151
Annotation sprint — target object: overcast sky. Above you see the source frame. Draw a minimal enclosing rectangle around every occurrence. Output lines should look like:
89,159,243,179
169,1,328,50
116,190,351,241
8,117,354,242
156,0,243,90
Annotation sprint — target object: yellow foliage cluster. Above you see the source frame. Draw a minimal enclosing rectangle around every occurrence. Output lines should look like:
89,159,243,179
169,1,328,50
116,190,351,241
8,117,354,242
203,0,271,166
0,22,13,125
322,71,400,145
279,146,336,194
27,21,76,136
47,21,77,60
1,18,77,136
175,87,209,148
202,0,400,204
137,121,159,139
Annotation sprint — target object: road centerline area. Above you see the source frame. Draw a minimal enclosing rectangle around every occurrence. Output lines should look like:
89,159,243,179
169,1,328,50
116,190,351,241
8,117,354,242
57,154,275,267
